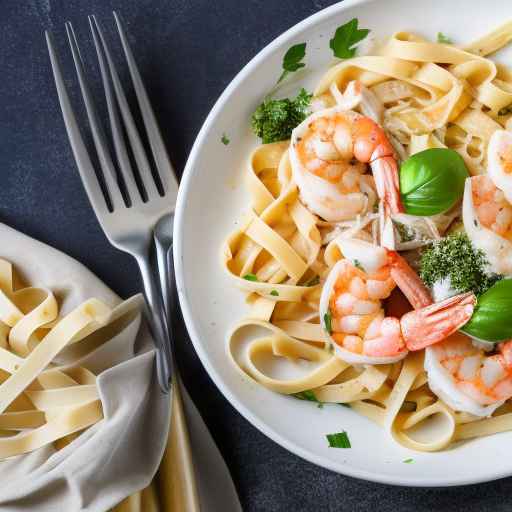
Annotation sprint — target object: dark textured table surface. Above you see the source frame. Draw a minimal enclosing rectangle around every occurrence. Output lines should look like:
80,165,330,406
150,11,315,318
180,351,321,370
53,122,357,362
2,1,512,511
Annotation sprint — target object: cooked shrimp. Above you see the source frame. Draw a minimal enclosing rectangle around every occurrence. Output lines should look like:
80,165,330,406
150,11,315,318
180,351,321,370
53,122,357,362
471,175,512,239
319,239,475,365
425,333,512,416
289,89,404,234
463,130,512,276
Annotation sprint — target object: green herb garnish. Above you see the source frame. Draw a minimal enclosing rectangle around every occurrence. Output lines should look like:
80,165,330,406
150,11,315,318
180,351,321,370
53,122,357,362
294,390,324,408
243,273,259,282
437,32,453,44
278,43,307,84
420,233,501,296
463,279,512,342
329,18,370,59
323,310,333,335
251,88,312,144
403,458,414,464
270,289,279,296
394,221,415,243
326,431,351,448
221,133,230,145
400,148,469,216
353,259,364,271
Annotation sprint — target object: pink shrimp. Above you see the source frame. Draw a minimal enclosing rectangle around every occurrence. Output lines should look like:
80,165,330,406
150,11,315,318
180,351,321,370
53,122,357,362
289,96,403,229
425,334,512,416
320,241,476,363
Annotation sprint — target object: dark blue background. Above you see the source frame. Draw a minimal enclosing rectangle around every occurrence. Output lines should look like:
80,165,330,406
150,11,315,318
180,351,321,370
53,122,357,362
1,1,511,510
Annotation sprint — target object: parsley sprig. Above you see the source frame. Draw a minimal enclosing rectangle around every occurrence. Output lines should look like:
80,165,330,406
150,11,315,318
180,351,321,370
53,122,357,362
278,43,307,84
420,233,501,296
330,18,370,59
251,88,312,144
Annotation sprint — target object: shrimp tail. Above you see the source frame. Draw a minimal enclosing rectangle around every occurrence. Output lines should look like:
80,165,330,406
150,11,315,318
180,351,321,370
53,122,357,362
400,292,476,351
371,156,405,215
387,250,433,309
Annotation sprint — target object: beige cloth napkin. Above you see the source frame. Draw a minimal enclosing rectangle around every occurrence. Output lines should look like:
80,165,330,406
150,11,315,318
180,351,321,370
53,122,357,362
0,223,170,511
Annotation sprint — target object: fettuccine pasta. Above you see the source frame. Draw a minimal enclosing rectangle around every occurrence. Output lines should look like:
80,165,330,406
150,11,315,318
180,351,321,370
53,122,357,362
223,21,512,452
0,259,140,460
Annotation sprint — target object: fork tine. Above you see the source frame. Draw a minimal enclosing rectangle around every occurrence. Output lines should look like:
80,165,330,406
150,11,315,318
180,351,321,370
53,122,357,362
113,11,179,200
46,31,110,218
88,16,142,206
65,22,125,211
90,16,160,200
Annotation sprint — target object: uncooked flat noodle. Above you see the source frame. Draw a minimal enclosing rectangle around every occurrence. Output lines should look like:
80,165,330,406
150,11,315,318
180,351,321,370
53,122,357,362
224,22,512,452
0,259,140,460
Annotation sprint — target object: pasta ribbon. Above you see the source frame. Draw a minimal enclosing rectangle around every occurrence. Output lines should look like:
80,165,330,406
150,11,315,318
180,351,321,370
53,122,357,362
0,259,140,460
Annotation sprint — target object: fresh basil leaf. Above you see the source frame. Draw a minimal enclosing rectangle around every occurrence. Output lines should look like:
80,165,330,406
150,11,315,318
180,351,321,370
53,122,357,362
329,18,370,59
400,148,469,216
326,431,351,448
243,273,258,282
462,279,512,342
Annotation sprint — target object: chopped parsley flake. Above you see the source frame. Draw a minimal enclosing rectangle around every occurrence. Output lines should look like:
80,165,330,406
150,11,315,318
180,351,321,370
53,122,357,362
403,458,414,464
270,289,279,296
326,431,351,448
420,233,502,296
353,259,364,271
394,221,416,243
294,390,324,408
330,18,370,59
324,310,333,335
243,273,258,282
251,88,312,144
437,32,453,44
221,133,230,145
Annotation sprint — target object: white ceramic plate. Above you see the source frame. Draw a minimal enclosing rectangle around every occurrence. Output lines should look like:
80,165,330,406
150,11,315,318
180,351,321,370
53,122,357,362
174,0,512,486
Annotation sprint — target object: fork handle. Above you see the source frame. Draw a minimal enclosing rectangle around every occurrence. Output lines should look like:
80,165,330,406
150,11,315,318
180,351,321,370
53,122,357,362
154,233,201,511
134,253,173,393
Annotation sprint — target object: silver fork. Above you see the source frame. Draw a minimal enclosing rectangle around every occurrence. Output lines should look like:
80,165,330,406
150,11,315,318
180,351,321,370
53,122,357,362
46,13,243,511
46,15,177,393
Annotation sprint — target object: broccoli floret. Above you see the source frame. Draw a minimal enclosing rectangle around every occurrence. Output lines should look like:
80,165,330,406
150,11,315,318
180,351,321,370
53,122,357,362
420,233,501,296
251,88,312,144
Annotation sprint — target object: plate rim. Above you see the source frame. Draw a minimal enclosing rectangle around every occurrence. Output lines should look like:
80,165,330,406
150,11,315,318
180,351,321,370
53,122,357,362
173,0,508,487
